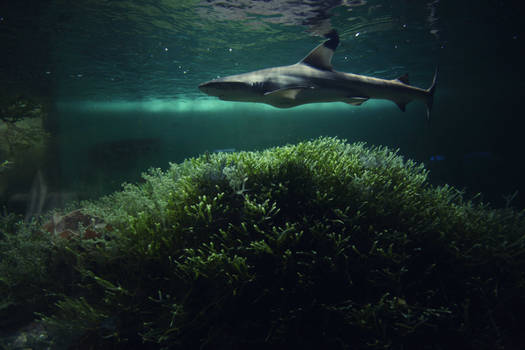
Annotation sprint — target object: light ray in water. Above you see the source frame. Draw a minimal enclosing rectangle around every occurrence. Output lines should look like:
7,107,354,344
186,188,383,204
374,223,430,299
57,98,393,113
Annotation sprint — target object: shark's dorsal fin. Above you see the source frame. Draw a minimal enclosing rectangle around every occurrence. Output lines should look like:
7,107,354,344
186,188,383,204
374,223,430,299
396,73,409,85
299,30,339,71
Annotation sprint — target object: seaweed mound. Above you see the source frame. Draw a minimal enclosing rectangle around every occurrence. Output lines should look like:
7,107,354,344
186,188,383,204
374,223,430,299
1,137,525,349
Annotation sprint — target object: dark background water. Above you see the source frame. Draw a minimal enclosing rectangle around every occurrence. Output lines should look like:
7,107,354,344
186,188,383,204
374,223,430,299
1,0,524,215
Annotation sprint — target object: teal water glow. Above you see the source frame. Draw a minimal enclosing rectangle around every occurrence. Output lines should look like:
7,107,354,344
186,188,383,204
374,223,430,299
57,99,395,113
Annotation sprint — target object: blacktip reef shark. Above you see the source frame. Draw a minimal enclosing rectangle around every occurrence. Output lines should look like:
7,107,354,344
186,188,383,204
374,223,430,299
199,30,438,119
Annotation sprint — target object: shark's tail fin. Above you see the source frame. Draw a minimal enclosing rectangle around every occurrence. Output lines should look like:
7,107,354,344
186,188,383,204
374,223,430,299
425,66,438,120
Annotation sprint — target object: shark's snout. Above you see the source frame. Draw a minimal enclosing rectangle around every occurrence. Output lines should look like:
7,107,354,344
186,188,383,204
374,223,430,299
198,80,228,97
199,81,225,99
198,80,251,98
198,81,212,94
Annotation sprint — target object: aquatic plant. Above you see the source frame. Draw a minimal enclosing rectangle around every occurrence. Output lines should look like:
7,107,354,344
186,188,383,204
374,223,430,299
0,96,49,154
0,160,12,173
1,137,524,349
0,96,50,203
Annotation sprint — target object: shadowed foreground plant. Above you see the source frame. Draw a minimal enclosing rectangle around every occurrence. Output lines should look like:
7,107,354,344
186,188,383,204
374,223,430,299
1,137,524,350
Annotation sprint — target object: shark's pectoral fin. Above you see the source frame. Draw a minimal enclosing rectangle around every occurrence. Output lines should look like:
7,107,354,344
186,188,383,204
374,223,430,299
263,86,314,108
344,97,369,106
264,86,313,99
264,88,301,100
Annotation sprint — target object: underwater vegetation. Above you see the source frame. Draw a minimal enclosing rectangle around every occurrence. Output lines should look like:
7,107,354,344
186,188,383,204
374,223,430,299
0,96,49,155
0,160,12,173
0,96,50,202
1,137,524,349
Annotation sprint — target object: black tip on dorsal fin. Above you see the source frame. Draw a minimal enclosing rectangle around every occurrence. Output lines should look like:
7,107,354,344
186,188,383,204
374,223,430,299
323,29,339,50
397,73,409,85
299,30,340,71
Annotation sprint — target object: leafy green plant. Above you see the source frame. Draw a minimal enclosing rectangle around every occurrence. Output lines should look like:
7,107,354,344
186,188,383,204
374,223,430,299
0,160,12,172
1,137,524,349
0,97,49,154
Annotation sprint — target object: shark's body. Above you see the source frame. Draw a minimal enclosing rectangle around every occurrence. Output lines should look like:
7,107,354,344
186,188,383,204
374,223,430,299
199,31,437,118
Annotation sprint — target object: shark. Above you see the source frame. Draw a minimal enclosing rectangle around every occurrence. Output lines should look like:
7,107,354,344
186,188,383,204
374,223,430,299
198,30,437,119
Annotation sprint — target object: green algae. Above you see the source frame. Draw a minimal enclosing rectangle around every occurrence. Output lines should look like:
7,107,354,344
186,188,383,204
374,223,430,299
1,137,525,349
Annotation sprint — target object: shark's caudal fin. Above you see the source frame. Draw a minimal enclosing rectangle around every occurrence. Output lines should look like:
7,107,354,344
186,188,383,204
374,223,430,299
425,66,438,120
299,30,340,71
